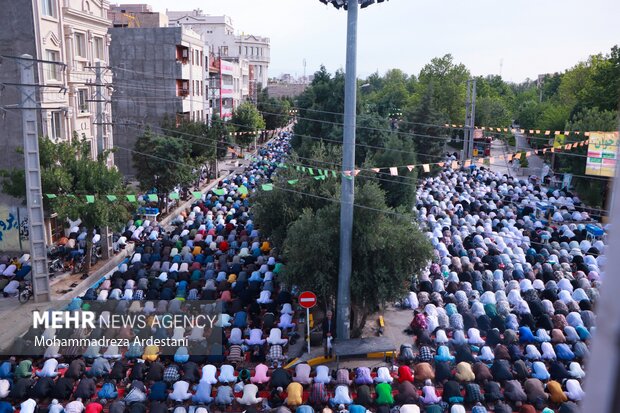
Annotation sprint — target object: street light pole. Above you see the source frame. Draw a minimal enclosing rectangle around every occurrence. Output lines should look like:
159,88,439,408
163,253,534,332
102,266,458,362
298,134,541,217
336,0,359,341
317,0,387,340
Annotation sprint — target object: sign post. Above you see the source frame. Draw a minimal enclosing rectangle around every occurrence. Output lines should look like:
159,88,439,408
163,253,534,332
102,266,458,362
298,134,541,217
299,291,317,354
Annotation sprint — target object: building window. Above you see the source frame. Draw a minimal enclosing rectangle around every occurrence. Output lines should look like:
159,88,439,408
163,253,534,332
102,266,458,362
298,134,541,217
94,37,104,60
45,50,61,80
50,111,62,140
74,32,86,58
78,89,88,112
221,46,228,56
41,0,56,17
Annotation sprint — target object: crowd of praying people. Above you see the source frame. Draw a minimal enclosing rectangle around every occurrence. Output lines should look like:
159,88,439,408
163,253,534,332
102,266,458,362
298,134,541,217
0,132,605,413
0,254,32,296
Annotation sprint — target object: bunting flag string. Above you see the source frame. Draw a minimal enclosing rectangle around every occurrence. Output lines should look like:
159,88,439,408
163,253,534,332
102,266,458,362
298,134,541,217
442,123,610,141
44,132,590,204
228,127,285,137
224,135,599,195
43,189,217,204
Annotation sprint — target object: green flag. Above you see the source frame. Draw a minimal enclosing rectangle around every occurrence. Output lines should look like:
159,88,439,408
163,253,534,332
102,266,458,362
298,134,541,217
308,168,314,175
238,186,248,195
45,194,57,199
85,195,95,203
212,188,225,196
331,170,337,178
67,194,76,199
147,194,158,202
262,183,273,191
126,195,137,203
169,192,180,200
106,195,117,202
192,191,203,199
287,179,298,185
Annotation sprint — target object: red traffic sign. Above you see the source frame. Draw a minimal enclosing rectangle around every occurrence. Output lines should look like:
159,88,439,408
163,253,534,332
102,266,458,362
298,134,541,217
299,291,317,309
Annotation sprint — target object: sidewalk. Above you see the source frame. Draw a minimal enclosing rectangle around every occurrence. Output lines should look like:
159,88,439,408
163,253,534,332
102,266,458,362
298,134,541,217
0,137,282,351
488,139,514,176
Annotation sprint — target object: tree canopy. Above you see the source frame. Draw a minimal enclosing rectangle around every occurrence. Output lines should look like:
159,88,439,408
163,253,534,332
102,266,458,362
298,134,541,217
252,147,433,337
133,127,195,208
231,102,266,149
1,135,130,270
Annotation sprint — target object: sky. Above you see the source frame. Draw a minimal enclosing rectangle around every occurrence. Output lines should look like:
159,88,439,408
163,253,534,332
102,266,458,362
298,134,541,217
144,0,620,83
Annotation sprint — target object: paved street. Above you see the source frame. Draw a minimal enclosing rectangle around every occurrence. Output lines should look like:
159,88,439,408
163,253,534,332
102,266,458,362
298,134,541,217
514,129,546,178
0,0,615,410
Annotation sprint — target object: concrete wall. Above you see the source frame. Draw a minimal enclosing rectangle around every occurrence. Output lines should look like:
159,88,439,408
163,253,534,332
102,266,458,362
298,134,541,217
0,0,38,171
0,205,29,253
267,83,308,99
109,27,184,177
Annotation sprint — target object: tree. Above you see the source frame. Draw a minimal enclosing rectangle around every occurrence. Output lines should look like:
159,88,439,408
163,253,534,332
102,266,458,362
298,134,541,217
360,69,415,117
253,146,433,336
293,67,347,153
2,135,130,271
133,127,194,211
417,54,470,122
231,102,266,149
474,75,515,128
402,84,447,164
280,181,432,337
160,118,213,164
209,114,233,160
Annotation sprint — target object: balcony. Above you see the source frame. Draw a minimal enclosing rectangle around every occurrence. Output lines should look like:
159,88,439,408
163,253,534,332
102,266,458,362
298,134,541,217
177,79,190,97
176,45,190,64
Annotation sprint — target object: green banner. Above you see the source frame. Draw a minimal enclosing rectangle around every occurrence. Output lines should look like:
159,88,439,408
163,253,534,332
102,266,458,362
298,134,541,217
45,194,57,199
212,188,225,196
192,191,203,199
287,179,298,185
238,186,248,195
169,193,180,200
106,195,117,202
126,195,137,203
85,195,95,203
147,194,158,202
262,184,274,191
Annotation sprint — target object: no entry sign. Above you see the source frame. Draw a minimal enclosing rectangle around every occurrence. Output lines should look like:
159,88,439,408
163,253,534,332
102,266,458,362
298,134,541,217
299,291,317,309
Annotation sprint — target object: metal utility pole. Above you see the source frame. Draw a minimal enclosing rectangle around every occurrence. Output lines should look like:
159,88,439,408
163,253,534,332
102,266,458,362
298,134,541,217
336,0,359,341
468,79,477,161
463,79,471,160
95,62,105,157
18,54,50,302
463,79,477,161
317,0,386,339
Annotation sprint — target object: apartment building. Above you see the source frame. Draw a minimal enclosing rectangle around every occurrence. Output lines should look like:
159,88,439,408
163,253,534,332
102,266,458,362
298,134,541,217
166,10,270,89
109,26,206,177
0,0,114,170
